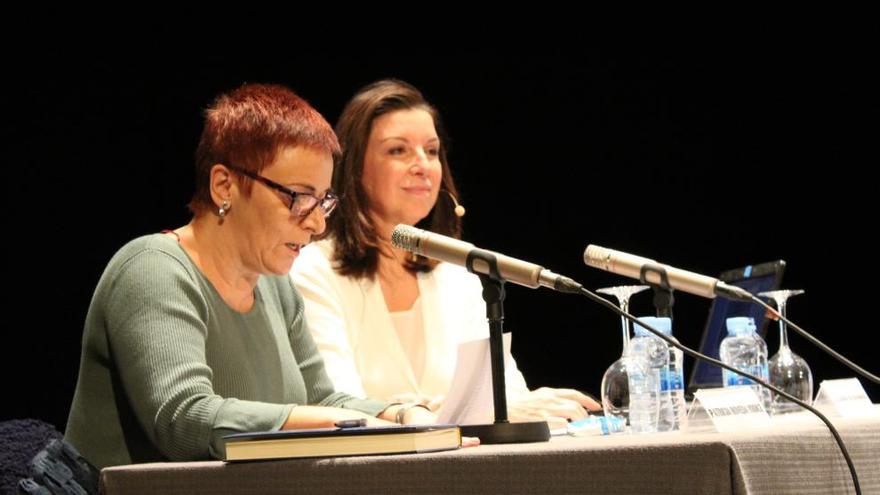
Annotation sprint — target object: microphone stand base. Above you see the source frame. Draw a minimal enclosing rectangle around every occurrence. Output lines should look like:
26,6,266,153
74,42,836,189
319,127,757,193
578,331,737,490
460,421,550,444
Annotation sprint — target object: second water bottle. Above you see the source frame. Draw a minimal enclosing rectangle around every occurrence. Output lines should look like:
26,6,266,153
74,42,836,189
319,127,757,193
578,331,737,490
627,317,686,433
719,317,770,410
653,318,687,431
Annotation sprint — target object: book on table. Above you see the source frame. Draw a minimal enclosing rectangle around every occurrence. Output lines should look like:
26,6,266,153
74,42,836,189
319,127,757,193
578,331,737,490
223,424,461,461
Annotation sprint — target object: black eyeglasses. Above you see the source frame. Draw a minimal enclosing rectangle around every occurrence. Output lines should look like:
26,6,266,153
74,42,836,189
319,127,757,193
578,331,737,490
227,165,338,218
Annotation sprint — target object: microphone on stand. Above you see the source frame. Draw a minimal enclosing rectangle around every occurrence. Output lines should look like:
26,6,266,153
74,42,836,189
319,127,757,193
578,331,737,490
391,224,582,293
583,244,752,301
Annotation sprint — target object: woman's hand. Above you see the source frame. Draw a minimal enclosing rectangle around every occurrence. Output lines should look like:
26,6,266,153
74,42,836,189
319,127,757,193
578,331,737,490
377,403,439,425
507,387,601,430
387,393,445,412
400,404,438,425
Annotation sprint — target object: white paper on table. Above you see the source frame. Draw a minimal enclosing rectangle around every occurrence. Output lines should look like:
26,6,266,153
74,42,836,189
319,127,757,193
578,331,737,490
436,333,514,425
690,386,771,432
814,378,879,418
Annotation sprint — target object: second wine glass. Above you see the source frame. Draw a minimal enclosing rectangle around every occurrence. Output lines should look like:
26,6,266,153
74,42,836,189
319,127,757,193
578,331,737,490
758,289,813,414
598,285,651,424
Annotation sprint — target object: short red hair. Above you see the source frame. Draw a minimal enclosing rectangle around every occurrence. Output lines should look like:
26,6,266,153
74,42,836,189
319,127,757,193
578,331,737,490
188,83,340,215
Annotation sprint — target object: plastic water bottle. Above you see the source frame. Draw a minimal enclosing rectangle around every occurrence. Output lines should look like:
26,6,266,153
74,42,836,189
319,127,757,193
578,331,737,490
626,317,669,433
649,318,687,432
720,317,770,409
566,415,627,436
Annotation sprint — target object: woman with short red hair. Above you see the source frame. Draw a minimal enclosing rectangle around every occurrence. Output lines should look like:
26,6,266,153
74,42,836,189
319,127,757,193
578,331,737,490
65,83,431,469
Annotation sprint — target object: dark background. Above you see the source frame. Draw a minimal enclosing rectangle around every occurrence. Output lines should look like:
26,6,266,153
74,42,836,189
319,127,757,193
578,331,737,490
6,47,877,431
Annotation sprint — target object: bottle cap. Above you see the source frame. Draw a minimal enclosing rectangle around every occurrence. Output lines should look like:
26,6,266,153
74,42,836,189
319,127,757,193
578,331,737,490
725,316,756,336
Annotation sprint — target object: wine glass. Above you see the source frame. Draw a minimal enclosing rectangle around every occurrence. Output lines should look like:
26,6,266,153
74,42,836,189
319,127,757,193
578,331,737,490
598,285,651,424
758,289,813,414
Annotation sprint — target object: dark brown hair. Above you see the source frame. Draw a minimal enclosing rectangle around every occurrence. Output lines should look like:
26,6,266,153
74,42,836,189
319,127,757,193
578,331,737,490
188,83,340,215
330,79,462,278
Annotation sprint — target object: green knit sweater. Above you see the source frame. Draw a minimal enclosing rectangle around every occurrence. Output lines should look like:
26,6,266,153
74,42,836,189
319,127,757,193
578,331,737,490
65,234,386,468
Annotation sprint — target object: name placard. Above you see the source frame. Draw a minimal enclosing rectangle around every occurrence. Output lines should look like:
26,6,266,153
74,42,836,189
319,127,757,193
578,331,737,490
814,378,878,418
690,386,771,432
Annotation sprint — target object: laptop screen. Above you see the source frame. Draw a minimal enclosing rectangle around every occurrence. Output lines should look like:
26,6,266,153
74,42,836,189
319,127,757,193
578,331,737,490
687,260,786,393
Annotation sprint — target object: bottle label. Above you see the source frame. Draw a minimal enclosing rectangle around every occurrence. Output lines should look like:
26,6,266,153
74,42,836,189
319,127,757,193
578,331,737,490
724,365,766,387
660,368,684,391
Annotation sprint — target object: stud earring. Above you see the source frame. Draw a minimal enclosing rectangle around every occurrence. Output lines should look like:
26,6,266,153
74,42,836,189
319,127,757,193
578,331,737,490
218,200,230,218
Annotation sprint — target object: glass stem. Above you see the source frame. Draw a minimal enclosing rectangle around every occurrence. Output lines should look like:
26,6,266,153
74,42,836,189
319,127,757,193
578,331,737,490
620,300,630,357
778,299,790,349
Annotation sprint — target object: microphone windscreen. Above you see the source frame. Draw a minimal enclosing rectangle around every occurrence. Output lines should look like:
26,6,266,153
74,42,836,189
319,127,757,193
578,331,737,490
391,224,421,251
583,245,610,269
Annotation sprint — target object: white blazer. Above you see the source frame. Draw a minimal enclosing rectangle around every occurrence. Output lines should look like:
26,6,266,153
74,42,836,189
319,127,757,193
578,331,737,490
291,240,529,402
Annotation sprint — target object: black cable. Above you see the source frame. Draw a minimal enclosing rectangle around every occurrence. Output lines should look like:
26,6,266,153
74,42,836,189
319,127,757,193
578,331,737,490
578,286,862,495
750,295,880,384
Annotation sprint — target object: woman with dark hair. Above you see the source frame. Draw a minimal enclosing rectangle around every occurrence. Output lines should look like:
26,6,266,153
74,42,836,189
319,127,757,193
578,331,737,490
291,79,600,427
65,83,432,469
